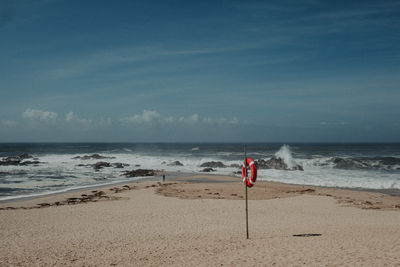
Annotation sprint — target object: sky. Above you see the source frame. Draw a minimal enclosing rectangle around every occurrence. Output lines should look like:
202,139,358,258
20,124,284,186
0,0,399,142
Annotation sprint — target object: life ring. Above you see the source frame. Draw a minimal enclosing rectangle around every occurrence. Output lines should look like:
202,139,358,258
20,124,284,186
242,157,257,187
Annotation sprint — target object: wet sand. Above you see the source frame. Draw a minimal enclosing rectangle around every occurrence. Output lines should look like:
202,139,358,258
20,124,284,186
1,174,400,266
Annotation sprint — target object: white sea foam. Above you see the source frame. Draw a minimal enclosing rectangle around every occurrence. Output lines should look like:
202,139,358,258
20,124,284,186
275,144,297,168
1,145,400,201
256,151,400,189
257,168,400,189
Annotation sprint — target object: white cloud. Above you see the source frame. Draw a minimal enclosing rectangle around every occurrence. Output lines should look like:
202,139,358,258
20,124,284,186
121,110,161,124
22,108,58,122
202,117,239,125
121,110,240,126
162,116,176,123
179,114,199,124
141,110,161,123
65,112,74,122
65,112,92,125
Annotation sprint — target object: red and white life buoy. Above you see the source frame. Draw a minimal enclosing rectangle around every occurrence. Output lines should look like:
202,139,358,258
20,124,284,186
242,157,257,187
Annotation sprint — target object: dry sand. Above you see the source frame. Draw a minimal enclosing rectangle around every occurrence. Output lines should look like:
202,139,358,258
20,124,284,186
1,174,400,266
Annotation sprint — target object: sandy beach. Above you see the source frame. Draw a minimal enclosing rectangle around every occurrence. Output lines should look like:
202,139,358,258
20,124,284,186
1,174,400,266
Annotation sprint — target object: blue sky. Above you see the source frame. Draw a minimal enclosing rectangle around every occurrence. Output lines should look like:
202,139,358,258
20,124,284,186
0,0,399,142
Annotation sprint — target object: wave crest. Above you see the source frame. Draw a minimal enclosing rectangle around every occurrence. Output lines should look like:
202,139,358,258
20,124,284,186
275,145,297,168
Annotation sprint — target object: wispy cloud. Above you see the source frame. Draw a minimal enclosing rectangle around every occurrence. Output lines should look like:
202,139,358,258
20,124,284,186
65,112,92,125
20,109,110,128
120,110,161,124
41,39,269,81
120,110,239,126
236,1,400,44
22,108,58,122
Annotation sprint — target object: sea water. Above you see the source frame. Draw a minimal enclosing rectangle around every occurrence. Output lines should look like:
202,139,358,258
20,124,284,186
1,143,400,201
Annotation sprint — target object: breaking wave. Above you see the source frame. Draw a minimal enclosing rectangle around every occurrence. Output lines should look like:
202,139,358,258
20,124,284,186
274,144,297,168
1,143,400,200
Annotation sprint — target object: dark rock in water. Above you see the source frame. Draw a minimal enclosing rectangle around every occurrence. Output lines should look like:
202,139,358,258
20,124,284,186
19,154,33,159
78,162,129,170
161,161,166,165
332,156,400,171
72,154,116,160
255,157,303,171
93,161,112,170
167,161,184,166
255,158,285,169
0,154,42,166
112,163,129,169
0,159,19,166
23,160,41,165
230,164,241,168
291,165,304,171
201,167,215,172
2,154,33,161
122,169,156,177
200,161,227,168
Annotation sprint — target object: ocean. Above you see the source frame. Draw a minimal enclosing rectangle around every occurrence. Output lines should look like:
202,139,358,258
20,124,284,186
1,143,400,201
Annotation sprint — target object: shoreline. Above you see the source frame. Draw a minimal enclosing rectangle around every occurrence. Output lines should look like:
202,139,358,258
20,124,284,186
0,171,191,204
2,170,400,205
1,173,400,211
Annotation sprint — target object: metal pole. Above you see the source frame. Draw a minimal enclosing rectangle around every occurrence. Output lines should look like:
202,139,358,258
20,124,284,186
244,145,249,239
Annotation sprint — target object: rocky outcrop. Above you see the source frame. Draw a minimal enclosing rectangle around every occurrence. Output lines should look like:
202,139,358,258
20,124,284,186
255,157,303,171
167,161,184,166
113,163,128,168
122,169,156,177
72,154,116,160
0,154,42,166
200,161,227,168
93,161,111,170
200,167,215,172
9,154,32,160
77,162,129,170
331,157,400,171
290,165,304,171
